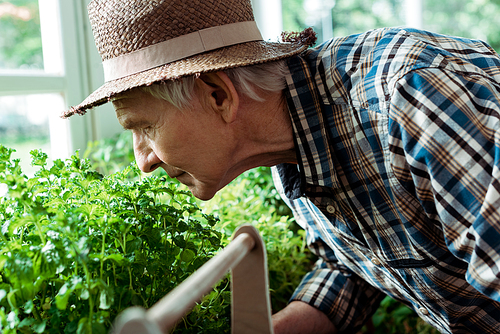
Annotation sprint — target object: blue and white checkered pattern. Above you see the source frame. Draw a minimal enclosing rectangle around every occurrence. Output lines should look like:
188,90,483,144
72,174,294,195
275,27,500,333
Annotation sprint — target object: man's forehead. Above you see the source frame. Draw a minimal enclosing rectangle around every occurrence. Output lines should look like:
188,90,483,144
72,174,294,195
111,89,141,105
114,108,149,130
112,93,137,119
111,89,159,130
111,90,147,118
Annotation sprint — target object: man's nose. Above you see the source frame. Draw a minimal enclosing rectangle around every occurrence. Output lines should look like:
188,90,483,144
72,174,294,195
133,134,162,173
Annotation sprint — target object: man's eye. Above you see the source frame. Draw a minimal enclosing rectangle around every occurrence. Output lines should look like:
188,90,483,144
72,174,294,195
143,126,156,135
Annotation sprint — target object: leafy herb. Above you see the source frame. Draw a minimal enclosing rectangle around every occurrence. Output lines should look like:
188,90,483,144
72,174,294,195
83,132,439,333
198,167,314,312
0,145,228,333
369,296,439,334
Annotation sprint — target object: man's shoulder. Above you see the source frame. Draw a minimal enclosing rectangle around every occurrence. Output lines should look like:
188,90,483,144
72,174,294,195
299,27,500,107
297,28,428,109
306,27,499,75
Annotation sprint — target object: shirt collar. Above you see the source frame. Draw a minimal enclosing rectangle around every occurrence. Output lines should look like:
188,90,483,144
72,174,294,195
284,52,338,190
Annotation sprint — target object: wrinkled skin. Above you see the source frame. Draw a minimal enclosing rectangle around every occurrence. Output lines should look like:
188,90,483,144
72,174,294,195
112,72,296,200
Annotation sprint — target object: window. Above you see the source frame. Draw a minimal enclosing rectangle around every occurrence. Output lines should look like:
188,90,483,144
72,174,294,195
4,0,497,177
281,0,500,53
0,0,121,175
0,93,66,176
1,0,65,172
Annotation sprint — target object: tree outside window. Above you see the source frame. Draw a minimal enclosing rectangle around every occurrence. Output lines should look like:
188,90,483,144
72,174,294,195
282,0,500,53
0,0,43,70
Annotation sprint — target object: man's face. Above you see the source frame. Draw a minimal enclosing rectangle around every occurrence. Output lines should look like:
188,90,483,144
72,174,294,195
112,88,237,200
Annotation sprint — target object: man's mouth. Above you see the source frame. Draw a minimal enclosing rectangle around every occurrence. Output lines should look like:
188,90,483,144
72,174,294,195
171,171,192,187
165,167,185,179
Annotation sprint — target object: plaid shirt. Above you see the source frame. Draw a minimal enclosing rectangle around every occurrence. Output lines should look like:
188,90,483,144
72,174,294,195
274,27,500,333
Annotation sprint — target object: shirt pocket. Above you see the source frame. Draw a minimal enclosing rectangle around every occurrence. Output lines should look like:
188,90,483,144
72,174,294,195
308,186,445,270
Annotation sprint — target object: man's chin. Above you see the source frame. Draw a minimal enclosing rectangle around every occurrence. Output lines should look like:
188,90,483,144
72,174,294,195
182,178,227,201
189,186,217,201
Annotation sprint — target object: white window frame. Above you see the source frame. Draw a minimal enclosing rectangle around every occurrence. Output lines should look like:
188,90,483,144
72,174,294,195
0,0,122,159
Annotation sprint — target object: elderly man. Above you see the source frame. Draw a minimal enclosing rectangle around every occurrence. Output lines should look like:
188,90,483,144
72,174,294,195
64,0,500,333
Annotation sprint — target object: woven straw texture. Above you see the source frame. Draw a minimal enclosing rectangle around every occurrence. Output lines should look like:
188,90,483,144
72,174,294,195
63,0,313,117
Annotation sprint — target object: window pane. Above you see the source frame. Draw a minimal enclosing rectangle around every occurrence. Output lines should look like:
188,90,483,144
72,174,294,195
423,0,500,53
0,93,67,176
282,0,405,41
0,0,43,71
283,0,500,54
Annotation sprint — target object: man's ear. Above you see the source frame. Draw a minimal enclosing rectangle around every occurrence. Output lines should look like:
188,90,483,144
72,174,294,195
196,72,239,123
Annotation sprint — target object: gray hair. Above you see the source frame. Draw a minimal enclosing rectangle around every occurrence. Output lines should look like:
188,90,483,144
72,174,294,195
139,60,288,109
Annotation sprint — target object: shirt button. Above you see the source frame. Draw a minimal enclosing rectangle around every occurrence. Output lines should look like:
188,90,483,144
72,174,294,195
371,257,381,266
326,205,335,214
419,307,429,316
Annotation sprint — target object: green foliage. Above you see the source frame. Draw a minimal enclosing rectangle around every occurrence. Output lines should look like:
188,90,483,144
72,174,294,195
330,0,404,38
0,0,43,70
368,297,439,334
84,131,135,176
197,167,314,312
0,145,228,333
282,0,500,53
83,132,439,332
85,131,315,309
423,0,500,52
85,131,314,313
282,0,307,33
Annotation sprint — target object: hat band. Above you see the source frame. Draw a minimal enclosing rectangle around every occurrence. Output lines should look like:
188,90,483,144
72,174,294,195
102,21,263,82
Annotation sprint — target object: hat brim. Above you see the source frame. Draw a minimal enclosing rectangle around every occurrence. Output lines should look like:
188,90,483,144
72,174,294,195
62,40,306,118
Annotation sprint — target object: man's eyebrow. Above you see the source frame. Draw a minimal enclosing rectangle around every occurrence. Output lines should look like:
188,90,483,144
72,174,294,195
110,94,128,103
120,119,150,130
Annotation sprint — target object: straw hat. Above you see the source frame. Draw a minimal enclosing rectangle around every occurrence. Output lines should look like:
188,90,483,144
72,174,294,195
62,0,316,118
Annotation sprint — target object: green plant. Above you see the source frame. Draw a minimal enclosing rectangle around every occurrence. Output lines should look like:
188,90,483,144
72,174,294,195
0,145,229,333
197,167,314,312
83,131,135,176
85,132,314,311
367,297,439,334
84,132,314,312
82,133,439,332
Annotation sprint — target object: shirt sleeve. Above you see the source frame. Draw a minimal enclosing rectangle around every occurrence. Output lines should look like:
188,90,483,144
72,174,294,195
388,66,500,301
272,168,386,333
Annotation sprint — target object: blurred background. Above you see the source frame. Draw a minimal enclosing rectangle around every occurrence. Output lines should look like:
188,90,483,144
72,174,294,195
1,0,500,174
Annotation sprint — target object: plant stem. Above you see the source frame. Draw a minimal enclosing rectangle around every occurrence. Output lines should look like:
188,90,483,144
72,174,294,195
100,226,107,281
128,267,133,290
33,219,46,245
82,260,94,334
32,304,42,322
